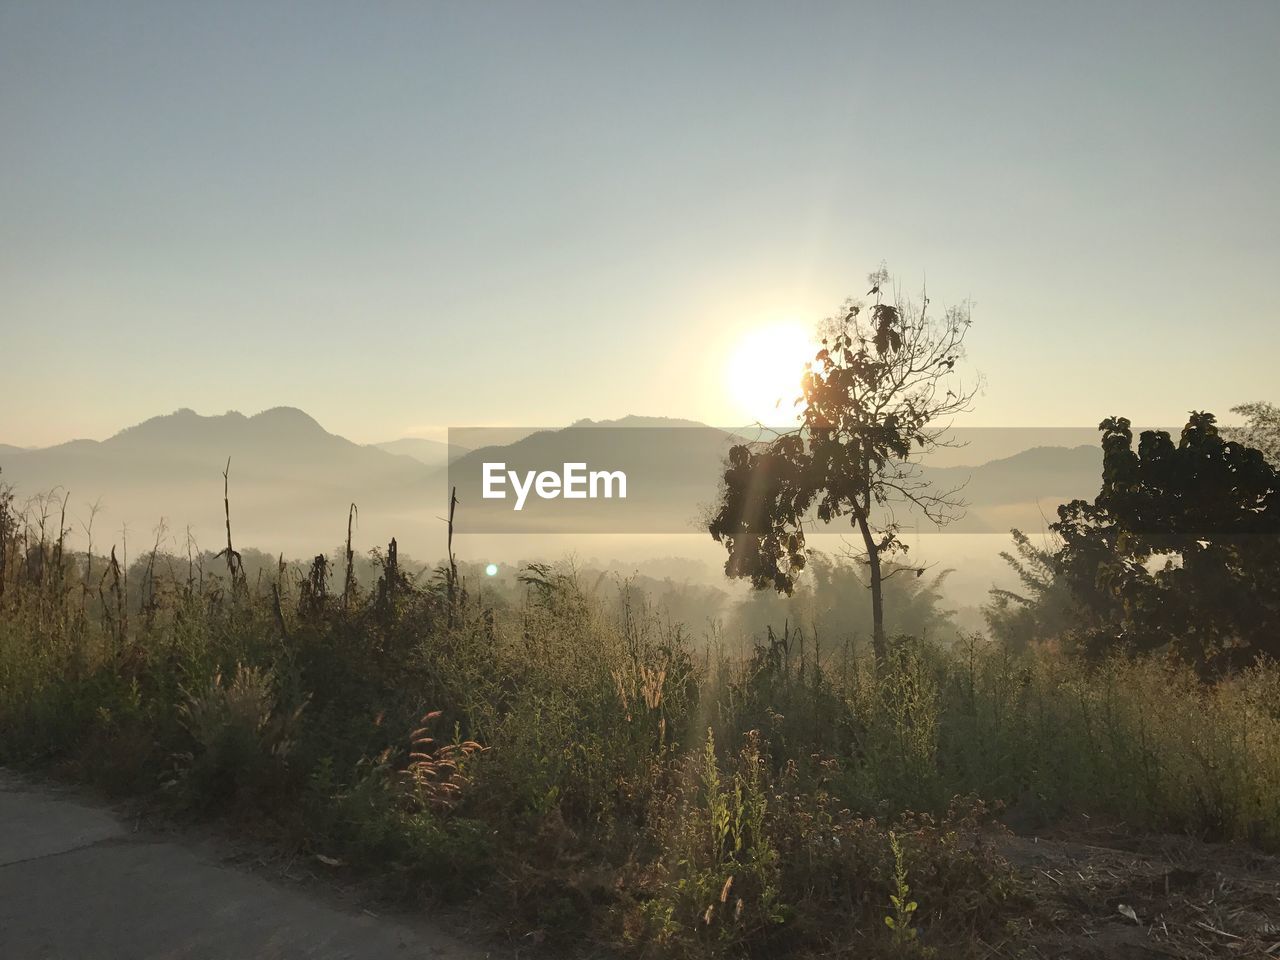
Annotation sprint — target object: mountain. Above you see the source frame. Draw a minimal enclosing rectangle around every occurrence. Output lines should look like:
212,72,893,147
0,409,1109,555
9,407,427,482
569,415,718,430
0,408,438,557
913,444,1103,533
370,437,469,469
922,444,1103,507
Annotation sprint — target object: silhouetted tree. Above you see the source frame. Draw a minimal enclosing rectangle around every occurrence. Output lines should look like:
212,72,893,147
709,268,978,660
1225,401,1280,466
730,551,959,654
1053,412,1280,671
983,529,1080,652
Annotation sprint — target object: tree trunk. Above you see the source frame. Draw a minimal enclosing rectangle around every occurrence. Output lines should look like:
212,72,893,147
855,512,886,662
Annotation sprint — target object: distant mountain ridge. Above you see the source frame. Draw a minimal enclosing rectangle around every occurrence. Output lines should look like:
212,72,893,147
569,415,718,430
112,405,327,441
922,444,1103,507
0,407,1108,551
9,407,425,484
371,437,469,468
0,407,432,556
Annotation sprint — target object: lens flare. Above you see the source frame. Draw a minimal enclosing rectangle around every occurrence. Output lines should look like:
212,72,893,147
726,322,815,425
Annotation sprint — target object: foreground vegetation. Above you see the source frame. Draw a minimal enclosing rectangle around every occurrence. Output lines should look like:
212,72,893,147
3,484,1279,958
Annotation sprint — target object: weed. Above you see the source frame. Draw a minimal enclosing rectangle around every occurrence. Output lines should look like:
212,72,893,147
885,831,923,950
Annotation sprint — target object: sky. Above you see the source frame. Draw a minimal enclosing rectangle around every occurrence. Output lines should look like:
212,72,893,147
2,1,1277,448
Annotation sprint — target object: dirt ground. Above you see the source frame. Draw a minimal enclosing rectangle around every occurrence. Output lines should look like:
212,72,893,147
998,819,1280,958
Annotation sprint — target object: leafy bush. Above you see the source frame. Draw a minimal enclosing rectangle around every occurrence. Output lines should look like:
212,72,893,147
172,663,304,808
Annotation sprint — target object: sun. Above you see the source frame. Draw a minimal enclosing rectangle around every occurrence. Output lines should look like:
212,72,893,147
725,322,816,425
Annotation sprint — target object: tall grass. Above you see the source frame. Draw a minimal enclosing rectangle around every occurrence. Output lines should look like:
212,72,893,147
1,488,1277,955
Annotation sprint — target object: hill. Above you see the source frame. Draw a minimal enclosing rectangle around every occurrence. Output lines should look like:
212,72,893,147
915,444,1103,531
0,408,436,557
370,437,469,469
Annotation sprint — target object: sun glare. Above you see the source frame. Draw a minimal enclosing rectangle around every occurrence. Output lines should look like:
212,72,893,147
726,322,816,425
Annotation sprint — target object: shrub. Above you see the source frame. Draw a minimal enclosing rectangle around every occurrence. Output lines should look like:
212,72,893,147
172,663,305,808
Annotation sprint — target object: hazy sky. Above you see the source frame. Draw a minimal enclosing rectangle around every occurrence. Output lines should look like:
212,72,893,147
2,1,1277,447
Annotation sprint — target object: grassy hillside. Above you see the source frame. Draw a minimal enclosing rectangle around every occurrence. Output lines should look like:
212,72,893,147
2,487,1278,957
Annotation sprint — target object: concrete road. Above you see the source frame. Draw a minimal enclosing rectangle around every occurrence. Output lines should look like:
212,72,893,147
0,772,488,959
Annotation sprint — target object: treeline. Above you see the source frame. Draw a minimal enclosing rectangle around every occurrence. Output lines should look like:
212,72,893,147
986,410,1280,673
